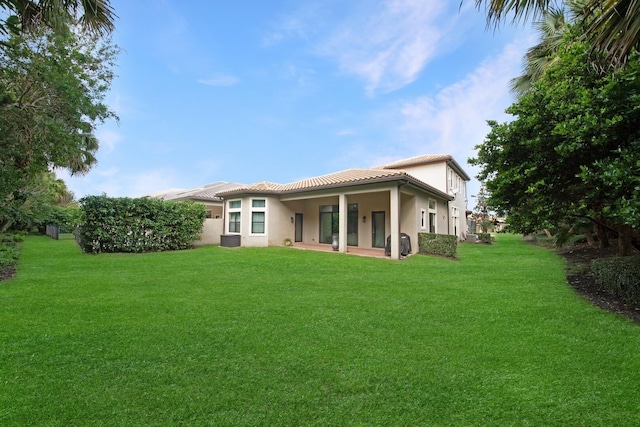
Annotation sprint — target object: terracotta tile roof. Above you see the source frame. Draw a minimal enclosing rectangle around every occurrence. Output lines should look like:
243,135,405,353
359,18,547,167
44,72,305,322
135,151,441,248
279,168,408,192
217,168,452,200
379,153,471,181
377,154,453,169
221,181,284,194
150,181,243,202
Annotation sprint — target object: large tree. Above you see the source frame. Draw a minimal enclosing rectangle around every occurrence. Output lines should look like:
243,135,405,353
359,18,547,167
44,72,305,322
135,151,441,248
470,38,640,254
0,25,118,230
473,0,640,67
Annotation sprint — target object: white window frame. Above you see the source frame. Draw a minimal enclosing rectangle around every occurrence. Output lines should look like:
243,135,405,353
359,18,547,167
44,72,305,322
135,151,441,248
428,200,437,233
228,199,241,233
250,198,266,235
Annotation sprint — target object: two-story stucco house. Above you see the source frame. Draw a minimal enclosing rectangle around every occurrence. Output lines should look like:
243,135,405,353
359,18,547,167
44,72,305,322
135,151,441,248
216,154,470,260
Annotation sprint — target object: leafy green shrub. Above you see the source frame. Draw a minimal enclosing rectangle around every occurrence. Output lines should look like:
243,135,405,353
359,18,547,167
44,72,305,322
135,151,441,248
79,196,206,253
418,233,457,258
0,234,21,271
478,233,492,244
591,256,640,305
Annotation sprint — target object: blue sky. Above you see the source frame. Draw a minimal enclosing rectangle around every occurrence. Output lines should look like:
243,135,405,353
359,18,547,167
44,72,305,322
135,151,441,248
59,0,534,207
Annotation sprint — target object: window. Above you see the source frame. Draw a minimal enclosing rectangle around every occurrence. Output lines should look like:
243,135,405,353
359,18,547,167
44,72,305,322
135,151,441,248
252,212,265,233
452,206,460,237
228,199,241,233
251,199,266,234
428,200,436,233
205,210,212,219
319,204,358,245
319,205,339,244
229,212,241,232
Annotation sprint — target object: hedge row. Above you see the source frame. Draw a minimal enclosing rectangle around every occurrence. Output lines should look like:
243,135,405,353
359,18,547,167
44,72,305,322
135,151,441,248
418,233,457,258
79,196,206,253
591,256,640,305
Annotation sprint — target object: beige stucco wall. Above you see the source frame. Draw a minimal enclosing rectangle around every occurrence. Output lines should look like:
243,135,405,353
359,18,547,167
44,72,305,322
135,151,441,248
400,163,448,192
195,218,223,246
400,162,469,240
267,196,295,246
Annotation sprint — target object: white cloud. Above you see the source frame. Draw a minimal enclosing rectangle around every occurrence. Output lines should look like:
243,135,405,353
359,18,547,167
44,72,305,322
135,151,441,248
337,128,357,136
198,74,239,87
391,40,525,157
317,0,447,95
95,128,122,153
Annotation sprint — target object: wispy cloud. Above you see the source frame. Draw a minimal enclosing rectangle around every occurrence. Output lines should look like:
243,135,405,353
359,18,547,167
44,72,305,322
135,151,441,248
391,40,524,159
198,74,239,87
262,4,323,47
333,37,529,193
95,128,122,153
317,0,448,95
337,128,357,136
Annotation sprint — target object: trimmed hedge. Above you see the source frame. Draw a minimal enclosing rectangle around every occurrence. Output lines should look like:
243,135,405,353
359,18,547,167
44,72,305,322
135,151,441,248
79,196,206,253
418,233,457,258
591,256,640,305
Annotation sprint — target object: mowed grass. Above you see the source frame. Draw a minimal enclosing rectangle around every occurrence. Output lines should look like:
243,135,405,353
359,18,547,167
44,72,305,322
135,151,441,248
1,235,640,426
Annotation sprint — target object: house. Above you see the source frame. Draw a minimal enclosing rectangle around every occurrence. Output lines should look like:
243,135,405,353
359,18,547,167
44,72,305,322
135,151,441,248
150,181,243,246
216,154,470,260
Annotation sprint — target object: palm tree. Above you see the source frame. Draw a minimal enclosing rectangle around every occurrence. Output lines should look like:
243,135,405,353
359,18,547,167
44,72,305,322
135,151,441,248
0,0,116,35
510,5,570,96
473,0,640,67
582,0,640,66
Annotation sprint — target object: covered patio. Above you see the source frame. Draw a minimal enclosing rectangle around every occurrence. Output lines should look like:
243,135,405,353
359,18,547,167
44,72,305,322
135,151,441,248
289,242,393,259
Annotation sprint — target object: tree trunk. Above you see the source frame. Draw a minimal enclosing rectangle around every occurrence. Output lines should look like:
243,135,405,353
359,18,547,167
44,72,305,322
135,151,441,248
617,224,634,256
596,222,610,249
585,228,595,246
543,228,553,238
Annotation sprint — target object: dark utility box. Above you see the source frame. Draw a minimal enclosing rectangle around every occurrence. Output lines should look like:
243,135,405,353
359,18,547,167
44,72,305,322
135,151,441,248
220,234,241,248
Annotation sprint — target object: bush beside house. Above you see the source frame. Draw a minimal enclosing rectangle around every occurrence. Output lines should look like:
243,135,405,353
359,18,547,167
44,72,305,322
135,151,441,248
418,233,457,258
79,196,206,253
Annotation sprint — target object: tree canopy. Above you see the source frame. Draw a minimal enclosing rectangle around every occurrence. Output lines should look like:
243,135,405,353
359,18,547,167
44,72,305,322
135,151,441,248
0,25,118,231
470,37,640,254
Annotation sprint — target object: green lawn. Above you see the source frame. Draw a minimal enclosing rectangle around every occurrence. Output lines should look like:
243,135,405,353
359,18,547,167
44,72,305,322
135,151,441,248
1,234,639,426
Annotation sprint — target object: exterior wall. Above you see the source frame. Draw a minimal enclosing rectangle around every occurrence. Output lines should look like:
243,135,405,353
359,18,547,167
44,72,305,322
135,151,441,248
401,161,469,240
400,163,448,192
267,197,295,246
195,218,223,246
203,204,223,219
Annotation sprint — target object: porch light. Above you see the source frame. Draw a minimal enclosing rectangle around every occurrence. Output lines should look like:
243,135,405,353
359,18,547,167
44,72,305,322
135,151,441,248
291,216,294,223
362,216,366,223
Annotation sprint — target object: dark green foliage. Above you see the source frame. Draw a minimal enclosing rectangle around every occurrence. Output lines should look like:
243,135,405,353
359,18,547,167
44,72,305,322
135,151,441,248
418,233,457,257
0,25,117,231
0,233,21,270
591,256,640,305
478,233,492,244
470,40,640,250
79,196,206,253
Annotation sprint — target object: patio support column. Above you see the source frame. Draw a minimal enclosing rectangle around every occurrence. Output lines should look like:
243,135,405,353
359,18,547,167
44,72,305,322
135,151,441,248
390,185,400,260
338,193,347,253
